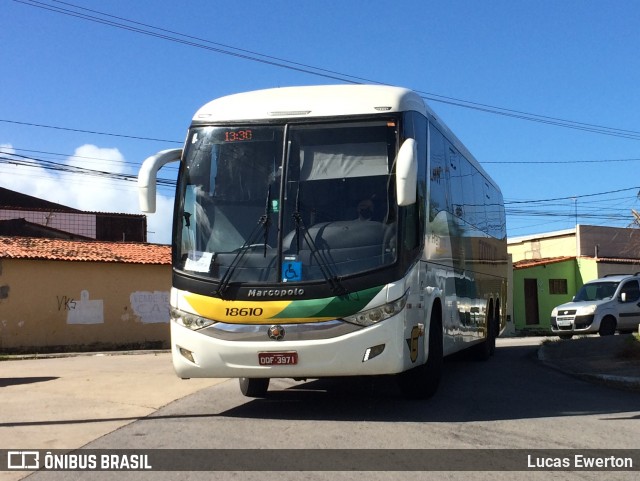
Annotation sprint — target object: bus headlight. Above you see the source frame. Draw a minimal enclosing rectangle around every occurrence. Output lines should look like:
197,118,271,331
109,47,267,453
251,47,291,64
171,307,216,330
343,292,408,327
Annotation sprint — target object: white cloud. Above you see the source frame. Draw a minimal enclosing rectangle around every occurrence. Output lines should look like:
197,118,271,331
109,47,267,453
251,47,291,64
0,143,15,154
0,143,174,244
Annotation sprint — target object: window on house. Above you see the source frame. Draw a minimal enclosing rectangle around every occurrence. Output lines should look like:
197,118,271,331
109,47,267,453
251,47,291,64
549,279,568,295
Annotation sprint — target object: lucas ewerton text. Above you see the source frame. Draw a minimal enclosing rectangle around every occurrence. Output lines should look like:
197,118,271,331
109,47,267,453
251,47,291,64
527,454,633,469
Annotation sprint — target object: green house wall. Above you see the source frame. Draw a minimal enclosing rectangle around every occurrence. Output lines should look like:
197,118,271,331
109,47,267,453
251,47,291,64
513,258,597,333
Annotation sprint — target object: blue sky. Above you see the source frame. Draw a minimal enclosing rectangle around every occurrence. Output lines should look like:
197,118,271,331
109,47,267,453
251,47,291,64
2,0,640,244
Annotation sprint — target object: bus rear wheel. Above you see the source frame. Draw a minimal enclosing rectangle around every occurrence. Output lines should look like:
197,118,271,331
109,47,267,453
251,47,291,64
239,377,270,397
397,310,443,400
474,316,497,361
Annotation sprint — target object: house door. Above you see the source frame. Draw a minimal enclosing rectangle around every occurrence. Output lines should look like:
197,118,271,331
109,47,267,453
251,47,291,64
524,278,539,325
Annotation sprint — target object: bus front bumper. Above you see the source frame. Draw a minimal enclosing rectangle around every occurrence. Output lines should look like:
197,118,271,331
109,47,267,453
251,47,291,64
170,318,410,379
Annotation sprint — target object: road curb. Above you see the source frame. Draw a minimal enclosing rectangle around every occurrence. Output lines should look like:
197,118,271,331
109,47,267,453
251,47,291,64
537,344,640,392
0,349,170,361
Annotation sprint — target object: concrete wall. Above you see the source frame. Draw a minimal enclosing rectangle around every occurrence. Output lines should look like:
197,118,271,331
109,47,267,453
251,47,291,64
578,225,640,259
508,232,576,262
596,261,640,278
0,258,171,352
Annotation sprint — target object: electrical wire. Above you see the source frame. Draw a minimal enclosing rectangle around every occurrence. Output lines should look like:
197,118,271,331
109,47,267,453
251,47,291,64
7,0,640,230
11,0,640,141
0,151,176,186
0,119,181,144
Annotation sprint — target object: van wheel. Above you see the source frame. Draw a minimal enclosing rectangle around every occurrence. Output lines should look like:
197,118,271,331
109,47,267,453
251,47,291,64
239,377,270,397
397,308,443,400
558,334,573,340
598,317,616,336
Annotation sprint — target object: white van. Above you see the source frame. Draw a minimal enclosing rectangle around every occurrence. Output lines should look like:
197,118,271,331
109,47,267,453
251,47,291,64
550,274,640,339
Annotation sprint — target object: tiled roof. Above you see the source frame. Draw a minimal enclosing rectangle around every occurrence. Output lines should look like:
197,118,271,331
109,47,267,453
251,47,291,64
0,218,93,240
513,256,574,269
594,257,640,265
514,255,640,270
0,186,82,212
0,236,170,265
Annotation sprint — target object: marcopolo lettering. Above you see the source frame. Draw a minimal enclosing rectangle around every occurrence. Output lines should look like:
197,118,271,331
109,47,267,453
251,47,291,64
247,288,305,298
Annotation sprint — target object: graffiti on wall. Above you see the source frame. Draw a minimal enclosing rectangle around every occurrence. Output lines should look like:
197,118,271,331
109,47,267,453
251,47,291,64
130,291,170,323
57,295,76,311
66,290,105,324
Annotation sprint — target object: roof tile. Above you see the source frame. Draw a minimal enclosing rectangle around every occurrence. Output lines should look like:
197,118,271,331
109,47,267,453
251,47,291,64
513,256,574,269
0,236,170,265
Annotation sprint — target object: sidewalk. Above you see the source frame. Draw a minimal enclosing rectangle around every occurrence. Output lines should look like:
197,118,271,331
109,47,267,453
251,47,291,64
538,333,640,392
0,351,224,450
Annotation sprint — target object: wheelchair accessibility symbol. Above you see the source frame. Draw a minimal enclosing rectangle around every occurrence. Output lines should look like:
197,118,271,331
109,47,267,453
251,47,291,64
282,261,302,282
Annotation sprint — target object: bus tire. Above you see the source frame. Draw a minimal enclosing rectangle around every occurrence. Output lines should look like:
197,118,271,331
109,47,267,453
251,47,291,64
474,314,496,361
239,377,270,397
397,310,443,400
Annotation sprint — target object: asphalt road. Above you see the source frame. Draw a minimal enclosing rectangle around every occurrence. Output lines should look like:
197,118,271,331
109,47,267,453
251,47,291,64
22,338,640,481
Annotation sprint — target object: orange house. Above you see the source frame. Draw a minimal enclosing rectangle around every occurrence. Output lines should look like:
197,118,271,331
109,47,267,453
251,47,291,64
0,236,171,353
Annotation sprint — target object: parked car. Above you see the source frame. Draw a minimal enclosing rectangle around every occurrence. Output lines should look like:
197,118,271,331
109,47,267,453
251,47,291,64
550,274,640,339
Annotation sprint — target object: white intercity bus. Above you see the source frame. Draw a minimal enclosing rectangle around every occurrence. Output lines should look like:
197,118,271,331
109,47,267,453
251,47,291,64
138,85,508,399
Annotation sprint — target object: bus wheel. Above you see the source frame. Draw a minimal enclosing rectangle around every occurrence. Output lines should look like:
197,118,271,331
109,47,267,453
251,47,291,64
474,316,496,361
239,377,270,397
397,313,443,400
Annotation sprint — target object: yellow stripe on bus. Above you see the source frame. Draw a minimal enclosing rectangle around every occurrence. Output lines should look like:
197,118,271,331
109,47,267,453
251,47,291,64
182,293,336,324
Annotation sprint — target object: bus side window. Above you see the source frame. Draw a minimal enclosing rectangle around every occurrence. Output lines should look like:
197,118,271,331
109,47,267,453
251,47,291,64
447,144,464,219
428,126,449,222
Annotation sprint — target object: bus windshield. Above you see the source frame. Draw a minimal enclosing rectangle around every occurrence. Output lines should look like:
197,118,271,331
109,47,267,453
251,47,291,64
176,120,399,285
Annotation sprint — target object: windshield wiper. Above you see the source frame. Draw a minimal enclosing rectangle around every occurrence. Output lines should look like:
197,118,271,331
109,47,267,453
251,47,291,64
292,184,346,295
262,186,272,257
216,186,272,297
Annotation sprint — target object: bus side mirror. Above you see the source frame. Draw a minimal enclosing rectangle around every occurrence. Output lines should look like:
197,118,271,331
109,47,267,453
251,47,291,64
138,149,182,213
396,138,417,207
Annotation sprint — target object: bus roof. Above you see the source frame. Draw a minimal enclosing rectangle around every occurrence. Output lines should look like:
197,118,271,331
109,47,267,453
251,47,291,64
192,85,428,122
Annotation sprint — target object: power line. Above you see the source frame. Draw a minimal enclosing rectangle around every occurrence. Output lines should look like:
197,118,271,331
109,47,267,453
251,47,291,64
4,146,179,172
12,0,640,141
3,150,638,231
7,0,640,231
0,151,176,186
48,0,378,87
3,148,638,212
504,187,640,205
0,119,182,144
485,158,640,164
4,144,638,170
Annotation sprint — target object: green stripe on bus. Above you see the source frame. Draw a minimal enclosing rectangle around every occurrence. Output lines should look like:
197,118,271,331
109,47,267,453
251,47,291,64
272,286,383,319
